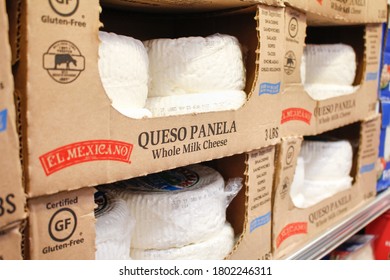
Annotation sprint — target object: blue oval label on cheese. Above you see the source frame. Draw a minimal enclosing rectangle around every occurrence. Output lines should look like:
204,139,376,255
123,167,200,192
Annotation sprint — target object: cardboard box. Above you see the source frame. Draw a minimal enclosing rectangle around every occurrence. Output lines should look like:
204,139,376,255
215,146,275,260
284,0,387,25
281,6,383,137
26,146,276,260
272,115,380,259
0,0,26,231
0,224,24,260
11,1,286,198
27,187,96,260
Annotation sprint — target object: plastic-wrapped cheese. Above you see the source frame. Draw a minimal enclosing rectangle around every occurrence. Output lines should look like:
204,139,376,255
303,84,358,101
131,222,235,260
289,156,305,206
95,191,135,260
98,31,151,119
302,43,356,86
290,140,354,208
145,90,246,117
292,177,352,209
300,140,353,181
144,33,246,97
105,164,238,250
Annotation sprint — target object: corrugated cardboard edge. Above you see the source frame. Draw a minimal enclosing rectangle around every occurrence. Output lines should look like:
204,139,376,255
0,0,27,231
0,221,24,260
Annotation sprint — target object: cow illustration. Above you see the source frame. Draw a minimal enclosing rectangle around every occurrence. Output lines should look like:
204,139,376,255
54,54,77,69
286,57,295,67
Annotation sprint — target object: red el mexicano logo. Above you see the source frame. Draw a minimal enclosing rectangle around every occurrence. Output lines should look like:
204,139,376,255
276,222,308,248
281,108,312,125
39,140,134,176
317,0,323,5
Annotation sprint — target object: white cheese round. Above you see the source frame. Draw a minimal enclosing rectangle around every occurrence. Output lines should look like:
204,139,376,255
130,222,235,260
106,164,227,250
302,43,356,86
300,140,353,181
145,90,246,117
303,84,358,101
98,31,150,119
95,191,135,260
144,33,246,97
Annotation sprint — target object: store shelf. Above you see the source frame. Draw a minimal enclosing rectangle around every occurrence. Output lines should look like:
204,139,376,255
282,188,390,260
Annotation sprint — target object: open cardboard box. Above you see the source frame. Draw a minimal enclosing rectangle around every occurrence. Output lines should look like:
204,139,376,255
272,114,380,259
284,0,387,26
26,145,276,260
281,6,383,137
9,0,287,198
0,0,26,231
0,222,24,260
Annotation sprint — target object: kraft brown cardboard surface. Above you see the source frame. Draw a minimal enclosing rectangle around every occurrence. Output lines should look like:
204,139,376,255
12,1,286,198
0,0,26,231
0,224,23,260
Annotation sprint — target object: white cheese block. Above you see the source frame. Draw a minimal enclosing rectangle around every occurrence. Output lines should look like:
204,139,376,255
302,43,356,86
292,177,353,208
130,222,235,260
145,90,246,117
106,164,228,250
303,84,358,101
95,191,135,260
289,156,305,206
300,140,353,181
144,33,246,97
98,31,151,119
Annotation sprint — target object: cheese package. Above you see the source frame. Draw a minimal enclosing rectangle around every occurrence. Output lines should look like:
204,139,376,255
131,222,235,260
98,31,151,119
290,140,354,208
95,191,135,260
100,164,242,250
301,43,357,100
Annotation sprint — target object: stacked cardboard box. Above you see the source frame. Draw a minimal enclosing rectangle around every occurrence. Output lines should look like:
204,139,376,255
8,0,289,260
4,0,387,260
0,0,26,259
272,116,381,259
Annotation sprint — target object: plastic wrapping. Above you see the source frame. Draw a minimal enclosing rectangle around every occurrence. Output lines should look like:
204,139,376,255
94,191,135,260
145,90,246,117
144,33,246,97
98,31,151,119
102,164,243,250
131,222,235,260
301,43,357,100
290,140,354,209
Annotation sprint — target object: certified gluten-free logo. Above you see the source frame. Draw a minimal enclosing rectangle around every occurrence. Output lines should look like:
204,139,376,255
49,0,79,17
48,208,77,242
288,17,298,38
286,145,295,165
43,40,85,84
